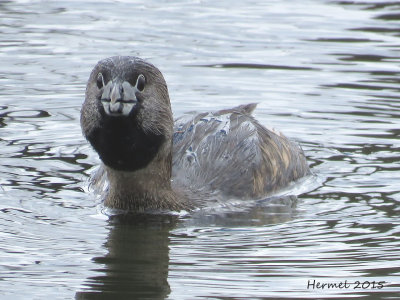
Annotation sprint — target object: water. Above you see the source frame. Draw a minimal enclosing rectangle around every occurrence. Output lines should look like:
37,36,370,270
1,0,399,299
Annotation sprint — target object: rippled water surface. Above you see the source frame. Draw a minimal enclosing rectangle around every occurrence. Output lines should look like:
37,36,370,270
1,0,400,299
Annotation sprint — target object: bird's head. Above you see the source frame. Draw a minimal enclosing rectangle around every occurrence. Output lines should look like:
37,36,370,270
81,56,174,172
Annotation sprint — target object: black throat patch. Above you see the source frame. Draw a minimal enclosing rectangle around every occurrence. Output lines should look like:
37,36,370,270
88,115,165,171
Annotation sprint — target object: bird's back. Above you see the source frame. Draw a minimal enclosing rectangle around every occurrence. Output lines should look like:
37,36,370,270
172,104,310,200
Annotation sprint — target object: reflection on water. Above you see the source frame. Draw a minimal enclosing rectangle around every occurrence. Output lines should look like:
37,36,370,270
0,0,399,299
76,214,176,300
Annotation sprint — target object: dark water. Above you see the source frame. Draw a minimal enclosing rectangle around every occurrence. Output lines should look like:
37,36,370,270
1,0,400,299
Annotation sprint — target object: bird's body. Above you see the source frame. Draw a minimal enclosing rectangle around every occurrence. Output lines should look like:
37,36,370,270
172,104,309,200
81,56,310,212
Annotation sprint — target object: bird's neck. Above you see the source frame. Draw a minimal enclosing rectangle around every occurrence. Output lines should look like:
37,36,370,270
103,146,188,211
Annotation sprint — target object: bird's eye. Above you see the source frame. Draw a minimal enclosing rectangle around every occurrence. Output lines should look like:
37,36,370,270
96,73,104,89
136,74,146,92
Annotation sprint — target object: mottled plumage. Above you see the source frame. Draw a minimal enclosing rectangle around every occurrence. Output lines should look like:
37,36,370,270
81,56,310,212
172,104,310,199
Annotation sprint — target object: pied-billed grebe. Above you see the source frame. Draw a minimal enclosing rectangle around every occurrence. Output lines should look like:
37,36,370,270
81,56,310,211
